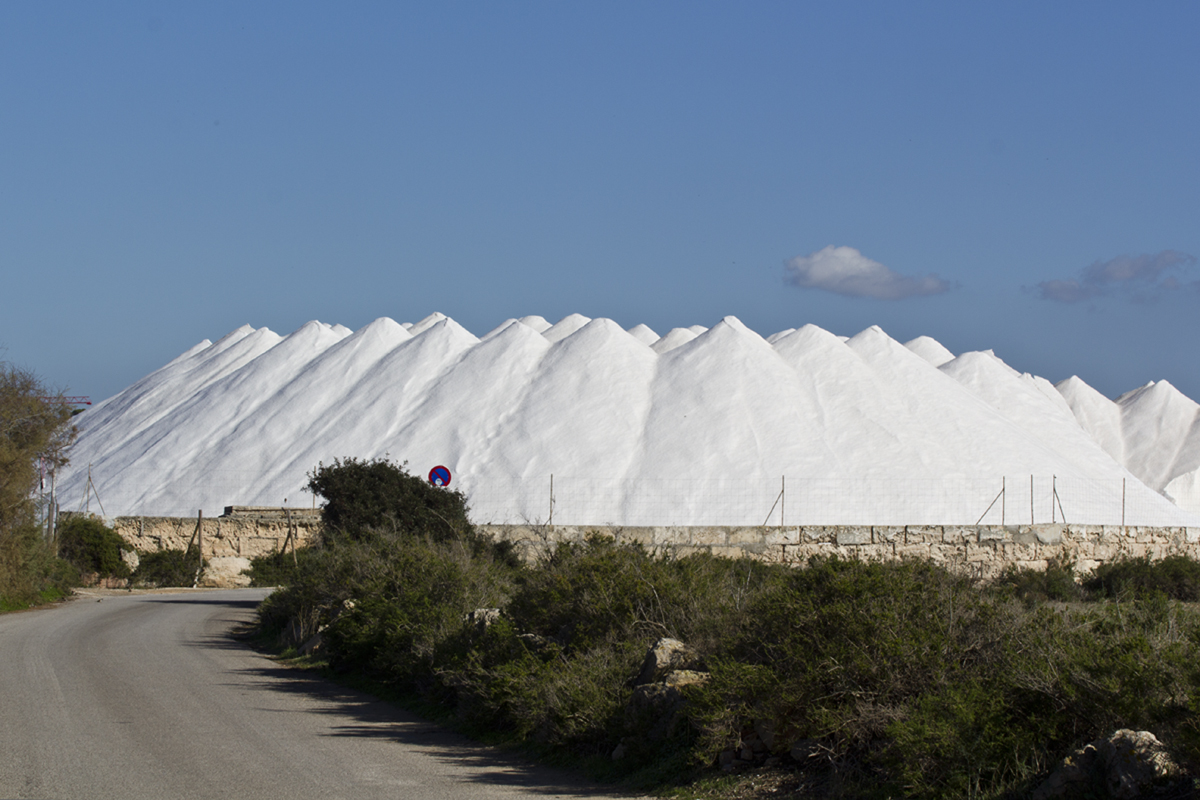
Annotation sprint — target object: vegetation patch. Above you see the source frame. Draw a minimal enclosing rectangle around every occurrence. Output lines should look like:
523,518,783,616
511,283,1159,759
0,361,77,610
254,458,1200,799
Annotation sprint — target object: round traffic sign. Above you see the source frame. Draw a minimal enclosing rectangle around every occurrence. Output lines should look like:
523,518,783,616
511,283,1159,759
428,465,452,487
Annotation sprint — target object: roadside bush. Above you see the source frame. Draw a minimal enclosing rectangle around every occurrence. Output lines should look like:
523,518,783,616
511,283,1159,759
133,546,200,587
0,361,76,608
57,515,131,580
684,557,1200,799
1084,553,1200,600
996,556,1084,603
257,527,517,675
506,535,783,654
256,458,1200,798
0,521,77,610
247,549,307,587
307,458,475,544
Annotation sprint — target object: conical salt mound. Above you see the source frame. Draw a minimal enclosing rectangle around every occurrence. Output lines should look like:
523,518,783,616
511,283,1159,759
57,314,1200,526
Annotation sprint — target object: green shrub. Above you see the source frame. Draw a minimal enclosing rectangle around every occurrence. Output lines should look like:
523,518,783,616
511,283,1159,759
0,361,76,608
507,535,783,654
307,458,475,544
1085,554,1200,601
253,461,1200,799
133,546,200,587
0,520,78,609
247,549,305,587
997,557,1084,603
57,515,131,580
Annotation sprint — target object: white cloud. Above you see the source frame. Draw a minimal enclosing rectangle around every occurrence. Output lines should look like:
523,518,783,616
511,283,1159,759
1036,250,1198,303
784,245,953,300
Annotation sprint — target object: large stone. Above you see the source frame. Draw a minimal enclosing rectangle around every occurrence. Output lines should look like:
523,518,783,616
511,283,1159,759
626,670,710,742
1099,729,1179,799
634,638,703,686
1032,729,1180,800
835,527,871,546
1036,524,1064,545
199,556,252,588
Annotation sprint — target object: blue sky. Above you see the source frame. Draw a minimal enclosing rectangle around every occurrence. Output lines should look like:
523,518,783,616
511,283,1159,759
3,2,1199,403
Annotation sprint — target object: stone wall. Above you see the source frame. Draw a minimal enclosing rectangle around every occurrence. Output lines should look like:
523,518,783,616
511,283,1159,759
108,513,1200,581
111,506,321,560
479,523,1200,580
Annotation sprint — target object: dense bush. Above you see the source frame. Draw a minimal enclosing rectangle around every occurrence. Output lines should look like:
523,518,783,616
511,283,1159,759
997,556,1085,603
0,522,77,611
247,549,304,587
133,546,200,587
307,458,475,544
57,515,131,580
258,461,1200,799
0,361,76,608
1085,554,1200,601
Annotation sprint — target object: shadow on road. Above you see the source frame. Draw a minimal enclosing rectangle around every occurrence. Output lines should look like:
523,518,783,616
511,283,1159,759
189,594,645,799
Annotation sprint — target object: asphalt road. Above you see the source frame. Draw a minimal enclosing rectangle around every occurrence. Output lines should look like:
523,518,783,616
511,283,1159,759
0,589,640,800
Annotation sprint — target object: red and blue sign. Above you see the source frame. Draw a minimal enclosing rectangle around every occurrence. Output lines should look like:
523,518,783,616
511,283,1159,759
428,465,452,487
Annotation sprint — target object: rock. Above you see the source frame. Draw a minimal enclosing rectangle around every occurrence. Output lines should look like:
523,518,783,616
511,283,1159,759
464,607,501,633
198,556,252,588
633,638,703,686
120,549,140,572
1030,744,1099,800
753,717,777,751
1032,729,1180,800
626,670,710,743
1099,729,1179,799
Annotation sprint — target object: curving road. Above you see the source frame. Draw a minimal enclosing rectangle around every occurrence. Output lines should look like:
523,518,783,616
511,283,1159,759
0,589,639,800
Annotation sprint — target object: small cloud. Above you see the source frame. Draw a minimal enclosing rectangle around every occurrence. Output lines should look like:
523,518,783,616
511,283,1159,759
1036,250,1198,303
784,245,953,300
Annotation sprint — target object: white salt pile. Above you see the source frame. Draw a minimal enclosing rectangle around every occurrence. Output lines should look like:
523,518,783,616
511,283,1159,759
57,314,1200,527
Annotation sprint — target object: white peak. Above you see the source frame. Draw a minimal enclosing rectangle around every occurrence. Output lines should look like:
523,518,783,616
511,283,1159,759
292,320,328,334
904,336,955,367
651,327,700,354
1116,382,1158,406
481,317,549,346
845,325,900,356
771,324,845,358
626,323,659,345
543,313,592,343
414,315,479,345
348,317,411,345
687,325,708,335
408,312,448,336
482,319,522,340
225,323,257,337
518,315,552,333
766,328,796,344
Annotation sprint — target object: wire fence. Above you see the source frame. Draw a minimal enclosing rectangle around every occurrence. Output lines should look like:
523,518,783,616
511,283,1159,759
463,474,1199,527
58,467,1200,528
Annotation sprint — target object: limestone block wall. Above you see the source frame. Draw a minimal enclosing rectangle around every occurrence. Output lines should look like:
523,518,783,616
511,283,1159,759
111,507,321,559
478,523,1200,580
108,512,1200,581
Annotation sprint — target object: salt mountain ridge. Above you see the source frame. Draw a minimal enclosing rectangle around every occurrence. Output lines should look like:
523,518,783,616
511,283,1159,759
58,313,1200,527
